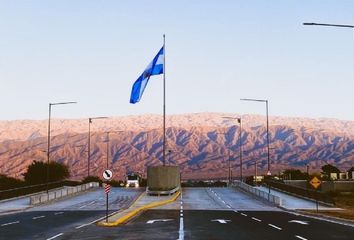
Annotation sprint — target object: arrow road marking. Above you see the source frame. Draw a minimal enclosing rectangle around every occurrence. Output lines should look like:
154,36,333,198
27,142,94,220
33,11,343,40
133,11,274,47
289,220,309,225
211,219,231,224
146,219,173,224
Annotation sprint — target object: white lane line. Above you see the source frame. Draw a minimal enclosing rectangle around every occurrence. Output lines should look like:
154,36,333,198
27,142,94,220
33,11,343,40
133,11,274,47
54,212,64,215
221,200,226,204
178,194,184,240
32,215,45,220
46,233,63,240
227,205,231,209
240,213,248,217
234,210,238,213
1,221,19,227
295,235,308,240
268,224,282,230
252,217,262,222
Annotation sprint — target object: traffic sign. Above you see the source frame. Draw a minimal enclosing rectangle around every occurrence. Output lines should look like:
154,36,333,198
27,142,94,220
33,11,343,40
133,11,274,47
105,184,111,194
103,169,113,180
309,176,321,189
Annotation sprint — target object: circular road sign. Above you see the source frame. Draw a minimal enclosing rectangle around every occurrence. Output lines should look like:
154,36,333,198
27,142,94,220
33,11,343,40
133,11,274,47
103,169,113,180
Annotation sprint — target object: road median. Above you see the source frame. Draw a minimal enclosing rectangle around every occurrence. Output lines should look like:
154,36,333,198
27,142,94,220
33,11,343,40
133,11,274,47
97,190,181,227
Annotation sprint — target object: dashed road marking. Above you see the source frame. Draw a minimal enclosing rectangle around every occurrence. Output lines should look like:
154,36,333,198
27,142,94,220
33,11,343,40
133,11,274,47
46,233,63,240
32,215,45,220
178,193,184,240
252,217,262,222
54,212,64,215
295,235,308,240
240,213,248,217
268,224,282,230
1,221,19,227
227,205,231,208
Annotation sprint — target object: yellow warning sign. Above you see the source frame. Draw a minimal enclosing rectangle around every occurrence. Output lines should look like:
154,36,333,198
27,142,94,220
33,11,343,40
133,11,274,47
310,176,321,189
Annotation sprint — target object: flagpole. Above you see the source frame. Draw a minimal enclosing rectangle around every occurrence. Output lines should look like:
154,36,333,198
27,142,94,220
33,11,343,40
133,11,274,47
163,34,166,166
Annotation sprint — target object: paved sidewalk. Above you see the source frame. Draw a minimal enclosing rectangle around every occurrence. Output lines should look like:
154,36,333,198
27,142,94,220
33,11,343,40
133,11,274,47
256,186,341,210
0,197,30,214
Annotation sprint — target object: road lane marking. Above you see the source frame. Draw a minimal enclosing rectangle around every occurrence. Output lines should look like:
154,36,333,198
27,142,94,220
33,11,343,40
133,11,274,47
79,200,96,209
46,233,63,240
32,215,45,220
295,235,308,240
268,224,282,230
252,217,262,222
54,212,64,215
178,193,184,240
240,213,248,217
1,221,19,226
146,219,173,224
227,205,231,208
211,219,231,224
289,220,309,225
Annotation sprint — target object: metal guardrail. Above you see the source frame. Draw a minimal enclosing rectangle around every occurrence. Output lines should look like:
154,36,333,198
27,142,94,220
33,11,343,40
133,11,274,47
265,180,335,205
146,186,180,195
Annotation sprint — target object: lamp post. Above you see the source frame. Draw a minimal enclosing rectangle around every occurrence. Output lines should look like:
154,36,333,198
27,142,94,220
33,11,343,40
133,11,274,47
240,98,271,176
47,101,77,193
223,116,243,182
88,117,108,177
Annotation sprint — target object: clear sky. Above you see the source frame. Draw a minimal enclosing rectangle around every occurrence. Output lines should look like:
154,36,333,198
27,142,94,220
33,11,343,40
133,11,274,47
0,0,354,120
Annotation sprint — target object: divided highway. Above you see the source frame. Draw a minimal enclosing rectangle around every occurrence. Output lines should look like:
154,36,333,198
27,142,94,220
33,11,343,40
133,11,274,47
1,187,353,239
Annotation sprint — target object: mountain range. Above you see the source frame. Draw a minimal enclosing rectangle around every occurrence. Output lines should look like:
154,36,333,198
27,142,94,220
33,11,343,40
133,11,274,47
0,113,353,180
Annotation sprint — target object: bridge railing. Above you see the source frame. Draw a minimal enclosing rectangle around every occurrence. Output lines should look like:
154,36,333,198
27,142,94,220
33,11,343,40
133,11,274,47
231,181,282,206
264,180,335,205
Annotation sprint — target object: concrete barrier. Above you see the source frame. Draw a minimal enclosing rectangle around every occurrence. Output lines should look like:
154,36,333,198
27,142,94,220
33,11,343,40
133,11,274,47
232,181,282,207
30,182,99,205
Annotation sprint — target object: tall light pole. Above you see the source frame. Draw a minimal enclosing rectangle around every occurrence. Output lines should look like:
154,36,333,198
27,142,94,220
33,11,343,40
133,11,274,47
47,101,77,193
223,116,243,181
240,98,271,176
105,131,124,170
88,117,108,177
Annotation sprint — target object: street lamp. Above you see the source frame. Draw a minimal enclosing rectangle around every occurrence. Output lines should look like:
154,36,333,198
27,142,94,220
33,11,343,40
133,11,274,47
47,101,77,193
222,116,242,182
88,117,108,177
240,98,271,176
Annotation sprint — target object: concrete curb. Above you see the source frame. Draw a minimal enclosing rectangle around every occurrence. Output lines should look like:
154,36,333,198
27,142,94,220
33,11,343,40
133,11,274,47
294,210,354,228
97,191,181,227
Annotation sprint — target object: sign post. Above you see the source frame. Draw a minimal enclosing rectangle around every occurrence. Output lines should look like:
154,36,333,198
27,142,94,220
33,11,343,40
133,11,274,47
309,176,322,213
103,169,113,223
104,183,110,222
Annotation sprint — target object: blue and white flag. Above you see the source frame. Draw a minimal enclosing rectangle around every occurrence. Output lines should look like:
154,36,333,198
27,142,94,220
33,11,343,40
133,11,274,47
130,46,164,104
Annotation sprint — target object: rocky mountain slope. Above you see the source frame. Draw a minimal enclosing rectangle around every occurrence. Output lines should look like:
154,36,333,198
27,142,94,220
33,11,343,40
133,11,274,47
0,113,353,180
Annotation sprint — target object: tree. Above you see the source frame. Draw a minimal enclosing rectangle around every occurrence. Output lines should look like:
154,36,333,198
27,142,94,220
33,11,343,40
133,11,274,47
282,169,308,180
348,166,354,179
23,161,70,184
321,164,340,180
0,174,25,190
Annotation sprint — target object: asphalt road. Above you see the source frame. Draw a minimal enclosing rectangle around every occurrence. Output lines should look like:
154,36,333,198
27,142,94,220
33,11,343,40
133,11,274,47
0,188,142,240
55,209,354,240
1,187,353,239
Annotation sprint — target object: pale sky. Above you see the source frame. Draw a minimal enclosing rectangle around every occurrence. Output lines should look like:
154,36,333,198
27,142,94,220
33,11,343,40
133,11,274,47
0,0,354,120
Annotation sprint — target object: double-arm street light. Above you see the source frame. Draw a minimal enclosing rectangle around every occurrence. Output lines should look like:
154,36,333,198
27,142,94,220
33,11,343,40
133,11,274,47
88,117,108,177
240,98,271,176
47,101,77,193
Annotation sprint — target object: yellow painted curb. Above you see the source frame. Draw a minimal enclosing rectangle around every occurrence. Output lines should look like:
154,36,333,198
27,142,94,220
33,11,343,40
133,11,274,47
98,191,181,227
